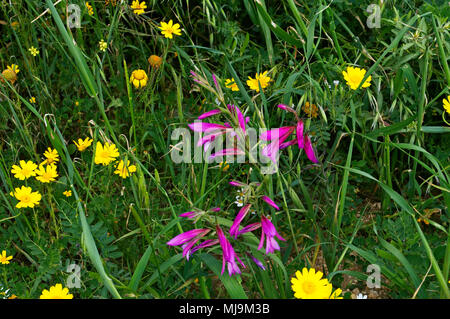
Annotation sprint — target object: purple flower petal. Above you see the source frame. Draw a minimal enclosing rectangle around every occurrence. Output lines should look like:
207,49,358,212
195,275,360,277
167,229,209,246
188,122,227,132
297,120,304,149
304,135,318,163
209,148,245,160
259,126,294,141
229,181,246,187
230,204,252,239
261,196,280,210
237,222,261,236
277,104,296,114
246,253,266,270
198,109,221,120
279,139,297,149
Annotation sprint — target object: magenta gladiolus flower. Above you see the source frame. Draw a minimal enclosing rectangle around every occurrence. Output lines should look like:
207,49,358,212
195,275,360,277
258,216,285,254
230,204,252,239
198,109,222,120
179,211,197,218
261,195,280,210
229,180,246,187
216,225,245,276
259,105,318,163
167,229,210,246
167,228,211,260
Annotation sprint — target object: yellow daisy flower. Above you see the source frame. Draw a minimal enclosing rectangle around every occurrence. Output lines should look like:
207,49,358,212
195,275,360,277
63,190,72,197
11,186,42,209
1,64,20,84
39,284,73,299
73,137,93,152
158,20,182,39
29,46,39,56
7,64,20,74
130,69,148,88
225,78,239,91
247,71,271,92
35,164,58,183
0,250,13,265
443,96,450,115
11,160,38,180
148,55,163,68
342,66,372,90
291,268,333,299
42,147,59,165
114,160,137,178
130,0,147,15
94,142,120,166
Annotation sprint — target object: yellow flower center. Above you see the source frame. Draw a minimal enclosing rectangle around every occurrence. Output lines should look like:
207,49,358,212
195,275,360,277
302,281,316,294
20,194,31,203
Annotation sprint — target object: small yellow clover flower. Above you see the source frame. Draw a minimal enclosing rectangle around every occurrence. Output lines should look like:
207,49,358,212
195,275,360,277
99,39,107,52
85,2,94,16
342,66,372,90
158,20,182,39
40,284,73,299
29,46,39,56
63,190,72,197
130,69,148,88
247,71,271,92
29,97,36,103
130,0,147,15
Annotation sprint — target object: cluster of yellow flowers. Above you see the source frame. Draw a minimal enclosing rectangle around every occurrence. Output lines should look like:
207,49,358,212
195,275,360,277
9,147,61,208
291,268,342,299
302,102,318,118
85,2,94,16
127,19,181,89
129,54,163,89
94,141,137,178
224,71,272,93
2,249,71,298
